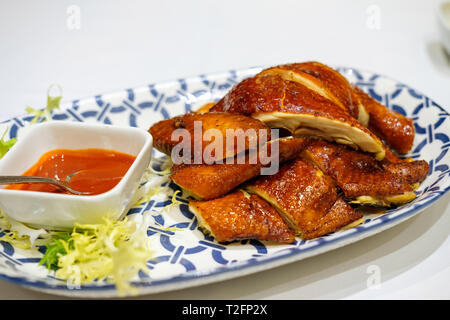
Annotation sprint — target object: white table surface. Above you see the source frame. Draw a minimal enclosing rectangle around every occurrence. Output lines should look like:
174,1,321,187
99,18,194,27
0,0,449,300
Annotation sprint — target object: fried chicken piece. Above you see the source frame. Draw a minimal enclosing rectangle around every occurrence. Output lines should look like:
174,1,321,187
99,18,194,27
302,139,429,206
261,61,369,125
262,62,415,154
149,112,271,163
211,72,385,160
189,191,296,244
302,198,363,240
245,158,362,237
353,86,415,154
382,160,429,186
171,137,307,200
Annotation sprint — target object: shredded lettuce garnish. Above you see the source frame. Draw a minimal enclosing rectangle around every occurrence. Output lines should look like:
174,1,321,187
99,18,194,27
135,185,165,206
148,158,173,176
133,160,173,206
25,84,62,124
37,216,154,296
0,231,31,250
1,85,62,159
0,128,17,159
39,233,72,270
153,221,184,232
167,190,182,210
0,210,47,249
1,209,155,295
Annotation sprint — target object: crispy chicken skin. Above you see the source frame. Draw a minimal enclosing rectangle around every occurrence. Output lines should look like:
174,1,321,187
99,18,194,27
382,160,429,186
302,140,429,206
245,158,362,237
189,191,296,244
149,117,177,156
302,197,363,240
171,137,307,200
211,72,385,160
353,86,415,154
261,61,369,125
151,61,427,242
149,112,271,162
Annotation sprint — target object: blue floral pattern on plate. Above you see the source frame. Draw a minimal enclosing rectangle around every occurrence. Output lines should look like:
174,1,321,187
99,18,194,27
0,67,448,298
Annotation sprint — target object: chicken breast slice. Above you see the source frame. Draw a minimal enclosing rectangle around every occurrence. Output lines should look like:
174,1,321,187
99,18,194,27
261,61,369,125
149,112,271,163
189,190,296,244
171,137,307,200
211,73,385,160
245,157,362,237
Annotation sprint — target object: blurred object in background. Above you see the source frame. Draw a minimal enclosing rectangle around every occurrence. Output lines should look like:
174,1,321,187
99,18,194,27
438,1,450,54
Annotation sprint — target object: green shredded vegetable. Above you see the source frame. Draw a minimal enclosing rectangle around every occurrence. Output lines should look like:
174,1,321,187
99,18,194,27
0,128,17,159
26,84,62,124
39,217,154,296
154,221,184,232
0,231,31,250
39,233,72,270
168,190,182,209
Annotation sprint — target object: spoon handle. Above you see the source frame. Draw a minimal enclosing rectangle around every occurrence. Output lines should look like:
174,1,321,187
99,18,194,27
0,176,62,185
0,176,91,195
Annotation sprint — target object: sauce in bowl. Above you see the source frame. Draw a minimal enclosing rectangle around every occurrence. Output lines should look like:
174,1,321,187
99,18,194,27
6,148,136,195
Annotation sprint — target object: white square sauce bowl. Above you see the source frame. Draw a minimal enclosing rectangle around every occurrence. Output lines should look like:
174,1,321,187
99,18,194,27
0,121,153,230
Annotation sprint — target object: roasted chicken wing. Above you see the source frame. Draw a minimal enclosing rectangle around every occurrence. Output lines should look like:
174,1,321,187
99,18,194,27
302,139,429,206
353,86,415,154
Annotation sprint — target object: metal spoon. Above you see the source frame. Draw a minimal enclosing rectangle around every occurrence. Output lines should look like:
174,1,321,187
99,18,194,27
0,172,92,195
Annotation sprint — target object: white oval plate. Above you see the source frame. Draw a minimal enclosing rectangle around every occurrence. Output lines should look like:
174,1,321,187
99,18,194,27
0,66,448,298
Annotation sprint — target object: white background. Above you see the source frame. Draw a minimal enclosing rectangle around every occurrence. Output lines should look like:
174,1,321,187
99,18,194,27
0,0,449,300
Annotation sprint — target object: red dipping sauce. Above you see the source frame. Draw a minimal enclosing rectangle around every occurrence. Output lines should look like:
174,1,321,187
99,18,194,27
6,149,136,195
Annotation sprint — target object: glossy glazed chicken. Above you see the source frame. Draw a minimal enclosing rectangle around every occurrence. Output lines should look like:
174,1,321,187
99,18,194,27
245,157,363,237
264,62,415,154
301,197,363,240
302,139,429,206
171,137,307,200
260,61,369,125
189,190,296,244
149,61,428,243
149,112,271,163
211,69,386,160
353,86,415,154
